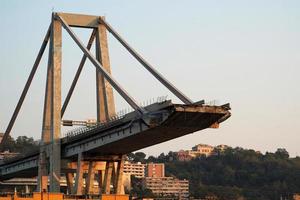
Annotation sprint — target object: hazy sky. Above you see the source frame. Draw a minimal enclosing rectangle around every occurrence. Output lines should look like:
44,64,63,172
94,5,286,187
0,1,299,157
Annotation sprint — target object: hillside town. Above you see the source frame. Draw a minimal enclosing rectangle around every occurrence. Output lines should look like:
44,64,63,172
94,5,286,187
122,144,232,199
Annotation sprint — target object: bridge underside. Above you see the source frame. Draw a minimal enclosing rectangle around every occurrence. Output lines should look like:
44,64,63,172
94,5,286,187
1,167,38,181
86,104,229,155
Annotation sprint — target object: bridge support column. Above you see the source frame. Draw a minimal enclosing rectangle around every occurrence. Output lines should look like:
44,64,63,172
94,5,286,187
49,14,62,193
74,153,84,195
66,172,74,194
85,161,96,194
38,14,62,193
103,161,114,194
115,156,125,194
25,185,30,194
111,162,117,192
98,170,104,194
37,151,48,192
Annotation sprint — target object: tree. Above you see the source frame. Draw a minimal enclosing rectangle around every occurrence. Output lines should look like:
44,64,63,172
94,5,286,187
1,135,16,152
127,153,135,161
147,155,156,163
1,135,39,154
157,153,166,162
275,148,289,159
130,175,154,199
133,152,146,163
14,136,39,153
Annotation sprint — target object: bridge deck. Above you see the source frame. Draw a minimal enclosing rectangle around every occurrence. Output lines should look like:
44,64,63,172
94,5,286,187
0,101,230,180
86,104,230,155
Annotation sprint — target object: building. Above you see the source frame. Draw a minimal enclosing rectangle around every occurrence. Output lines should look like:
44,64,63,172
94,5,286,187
124,161,146,178
177,150,193,161
144,177,189,200
177,144,221,161
123,161,189,199
191,144,214,157
146,163,165,178
144,163,189,199
123,161,146,190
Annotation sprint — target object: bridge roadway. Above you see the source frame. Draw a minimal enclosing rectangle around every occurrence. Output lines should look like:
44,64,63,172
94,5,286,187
0,100,230,181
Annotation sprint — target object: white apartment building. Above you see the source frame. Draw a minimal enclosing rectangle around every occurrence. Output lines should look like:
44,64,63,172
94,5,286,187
144,177,189,200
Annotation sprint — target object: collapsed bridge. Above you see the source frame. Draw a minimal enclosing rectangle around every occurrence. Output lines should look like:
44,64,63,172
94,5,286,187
0,12,231,196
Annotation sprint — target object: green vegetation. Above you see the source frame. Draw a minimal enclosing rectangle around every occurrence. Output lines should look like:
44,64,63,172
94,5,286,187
129,175,154,199
2,135,39,154
127,152,147,163
131,148,300,200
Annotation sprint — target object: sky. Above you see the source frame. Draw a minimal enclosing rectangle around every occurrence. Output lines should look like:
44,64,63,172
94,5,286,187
0,1,299,157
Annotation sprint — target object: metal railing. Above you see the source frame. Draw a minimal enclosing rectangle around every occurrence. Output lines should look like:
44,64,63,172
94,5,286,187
63,96,169,139
205,99,220,106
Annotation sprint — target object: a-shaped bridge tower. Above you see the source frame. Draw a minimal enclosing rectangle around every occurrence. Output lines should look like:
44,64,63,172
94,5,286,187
0,13,231,195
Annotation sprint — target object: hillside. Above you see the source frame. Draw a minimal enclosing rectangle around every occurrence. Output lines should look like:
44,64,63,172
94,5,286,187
135,147,300,200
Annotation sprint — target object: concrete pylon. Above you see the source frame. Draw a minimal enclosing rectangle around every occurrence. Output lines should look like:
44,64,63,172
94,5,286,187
66,172,74,194
49,14,62,193
74,153,84,195
96,18,116,122
37,21,55,193
37,151,48,192
103,161,114,194
86,161,96,194
115,157,125,194
36,13,122,193
94,19,120,195
98,170,104,194
25,185,30,194
38,14,62,193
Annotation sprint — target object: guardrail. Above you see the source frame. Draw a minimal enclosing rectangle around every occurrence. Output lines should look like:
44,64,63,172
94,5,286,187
63,96,169,139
